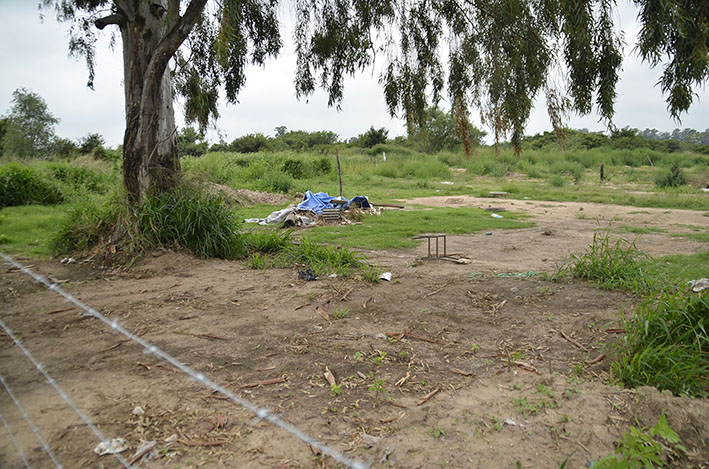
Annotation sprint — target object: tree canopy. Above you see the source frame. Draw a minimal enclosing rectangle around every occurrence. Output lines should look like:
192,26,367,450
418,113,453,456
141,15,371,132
2,88,59,158
41,0,709,197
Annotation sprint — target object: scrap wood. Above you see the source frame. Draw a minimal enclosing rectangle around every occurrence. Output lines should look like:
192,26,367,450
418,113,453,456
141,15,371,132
255,365,276,371
394,371,411,387
294,303,311,310
216,413,227,429
451,369,473,377
586,353,606,365
416,388,441,406
324,368,336,386
98,342,122,353
363,296,373,309
238,375,287,389
310,444,321,456
513,360,540,374
136,362,151,371
380,412,405,424
389,401,408,409
8,264,35,272
560,330,587,351
385,331,406,340
605,328,625,334
422,284,447,299
315,305,330,321
407,333,440,344
372,202,405,209
340,287,354,302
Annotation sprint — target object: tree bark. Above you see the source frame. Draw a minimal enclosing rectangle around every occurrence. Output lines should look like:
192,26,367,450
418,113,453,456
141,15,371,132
117,0,206,202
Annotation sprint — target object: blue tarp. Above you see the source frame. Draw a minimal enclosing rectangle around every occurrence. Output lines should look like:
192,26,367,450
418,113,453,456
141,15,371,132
297,191,372,215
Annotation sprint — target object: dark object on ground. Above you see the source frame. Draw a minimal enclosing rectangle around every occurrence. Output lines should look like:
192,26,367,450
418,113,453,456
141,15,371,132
298,269,316,281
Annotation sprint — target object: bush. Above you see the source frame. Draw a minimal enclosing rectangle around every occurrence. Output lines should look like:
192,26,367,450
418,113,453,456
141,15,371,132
0,163,63,208
282,158,305,179
655,162,687,188
137,186,244,259
53,184,245,260
45,162,106,193
311,157,332,175
613,291,708,397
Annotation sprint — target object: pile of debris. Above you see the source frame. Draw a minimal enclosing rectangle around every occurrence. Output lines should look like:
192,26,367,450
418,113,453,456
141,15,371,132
245,191,391,227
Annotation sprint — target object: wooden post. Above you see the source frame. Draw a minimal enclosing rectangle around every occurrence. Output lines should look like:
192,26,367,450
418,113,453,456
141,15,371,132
600,163,604,182
336,149,343,198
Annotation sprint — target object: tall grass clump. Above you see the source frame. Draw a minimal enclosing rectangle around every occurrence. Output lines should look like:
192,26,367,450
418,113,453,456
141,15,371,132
655,161,687,188
45,162,110,194
0,163,63,207
561,231,655,293
52,184,244,259
613,291,708,397
285,237,361,276
136,186,244,259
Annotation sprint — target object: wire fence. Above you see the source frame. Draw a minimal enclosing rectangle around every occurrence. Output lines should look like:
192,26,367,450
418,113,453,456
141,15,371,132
0,406,31,468
0,251,368,469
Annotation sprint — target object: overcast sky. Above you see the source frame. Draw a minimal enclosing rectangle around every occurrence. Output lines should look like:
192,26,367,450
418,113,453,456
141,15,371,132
1,1,707,148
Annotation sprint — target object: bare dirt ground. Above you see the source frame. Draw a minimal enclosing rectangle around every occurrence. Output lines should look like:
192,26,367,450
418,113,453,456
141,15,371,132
0,196,707,468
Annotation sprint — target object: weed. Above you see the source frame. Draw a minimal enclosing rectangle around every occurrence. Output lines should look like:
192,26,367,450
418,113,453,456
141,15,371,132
398,350,409,360
655,162,687,188
559,414,570,423
0,163,63,208
353,351,363,362
368,379,389,406
470,343,479,353
249,253,269,269
332,306,349,319
372,350,388,365
330,383,343,396
429,427,446,438
360,264,383,283
590,412,685,468
613,290,708,397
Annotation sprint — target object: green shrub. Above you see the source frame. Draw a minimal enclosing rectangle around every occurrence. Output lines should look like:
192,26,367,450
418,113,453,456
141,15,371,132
548,174,566,187
282,158,305,179
655,162,687,188
0,163,63,208
45,162,106,193
137,186,244,259
311,157,333,175
613,291,708,397
561,231,655,293
243,229,292,253
51,196,118,254
285,237,361,276
258,170,293,193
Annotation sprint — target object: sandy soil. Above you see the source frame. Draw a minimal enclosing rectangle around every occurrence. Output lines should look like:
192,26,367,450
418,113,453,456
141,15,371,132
0,196,707,468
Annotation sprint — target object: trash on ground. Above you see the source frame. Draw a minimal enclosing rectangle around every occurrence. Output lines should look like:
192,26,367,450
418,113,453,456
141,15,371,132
484,207,506,212
496,270,538,278
469,272,483,279
489,191,508,197
362,433,381,448
688,278,709,292
374,332,388,340
131,405,145,416
60,257,75,264
379,272,392,281
502,418,517,426
298,269,316,281
94,438,128,456
440,181,454,185
491,213,503,219
485,231,492,235
128,440,157,465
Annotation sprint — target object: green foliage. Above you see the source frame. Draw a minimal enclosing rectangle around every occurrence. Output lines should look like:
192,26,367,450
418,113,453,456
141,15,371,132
2,88,58,158
230,133,270,153
590,412,686,468
655,162,687,188
45,162,107,193
177,127,208,157
282,158,305,179
136,186,244,259
561,231,654,293
284,238,361,277
0,163,63,208
407,106,486,153
613,291,708,397
78,133,105,154
0,204,69,258
52,184,245,260
356,127,388,148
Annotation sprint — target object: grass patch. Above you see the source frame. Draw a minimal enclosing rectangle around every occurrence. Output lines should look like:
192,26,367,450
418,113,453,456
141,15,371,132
670,232,709,243
0,163,63,208
0,205,68,258
301,206,533,250
613,291,708,397
616,225,666,235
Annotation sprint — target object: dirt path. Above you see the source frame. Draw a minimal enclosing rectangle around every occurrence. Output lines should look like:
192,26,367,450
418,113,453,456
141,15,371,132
0,198,707,468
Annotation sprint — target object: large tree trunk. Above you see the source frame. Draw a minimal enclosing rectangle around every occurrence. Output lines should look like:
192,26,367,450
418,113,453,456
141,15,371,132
119,1,180,202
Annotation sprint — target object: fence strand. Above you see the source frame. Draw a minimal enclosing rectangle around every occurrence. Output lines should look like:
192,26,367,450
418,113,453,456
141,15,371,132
1,251,368,469
0,408,31,468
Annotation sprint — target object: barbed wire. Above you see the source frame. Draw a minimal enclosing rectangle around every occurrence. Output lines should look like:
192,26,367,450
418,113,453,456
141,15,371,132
0,408,31,468
0,373,63,468
0,251,369,469
0,322,132,468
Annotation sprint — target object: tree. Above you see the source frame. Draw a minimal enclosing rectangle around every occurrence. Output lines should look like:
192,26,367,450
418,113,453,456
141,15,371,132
408,106,486,153
177,126,208,157
78,132,106,153
0,118,8,156
356,127,388,148
2,88,58,158
44,1,709,200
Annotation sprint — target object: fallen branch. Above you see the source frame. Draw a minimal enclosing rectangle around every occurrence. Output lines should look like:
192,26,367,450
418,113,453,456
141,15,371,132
340,287,354,302
586,353,606,365
324,368,336,386
513,360,540,374
315,305,330,321
363,296,373,309
417,388,441,406
294,303,311,311
451,369,472,377
422,284,447,299
394,371,411,387
389,401,408,409
380,414,402,424
121,440,157,467
407,333,440,344
560,330,587,351
238,376,287,389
